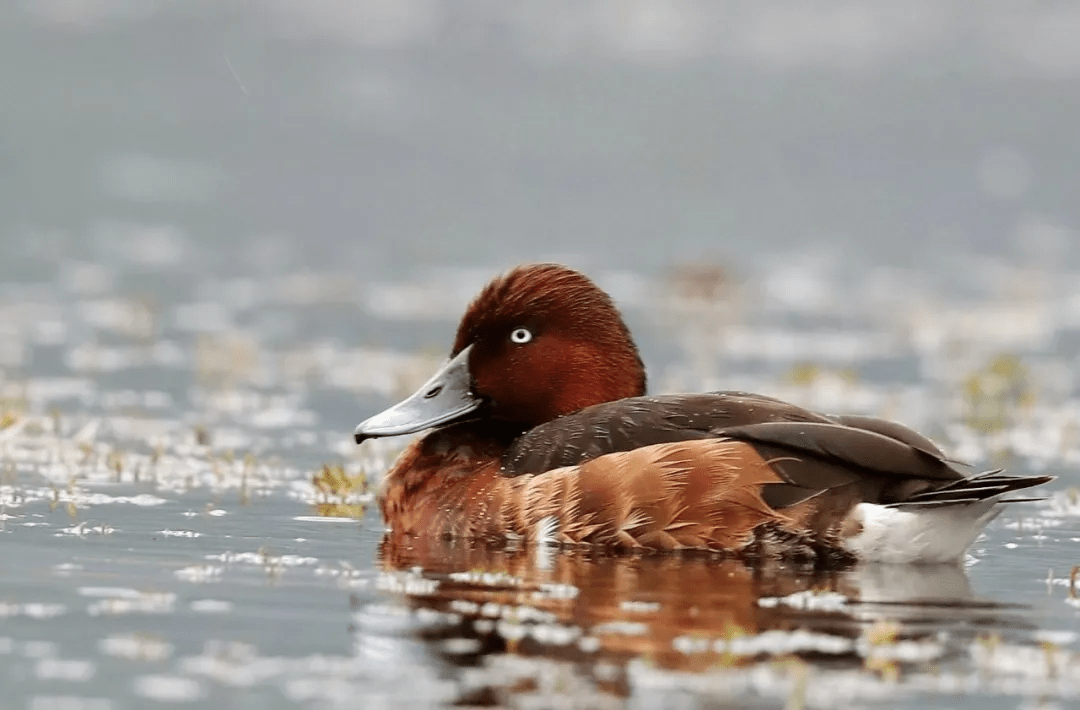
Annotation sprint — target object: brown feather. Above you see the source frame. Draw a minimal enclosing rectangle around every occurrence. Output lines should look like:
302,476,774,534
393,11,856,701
493,440,796,553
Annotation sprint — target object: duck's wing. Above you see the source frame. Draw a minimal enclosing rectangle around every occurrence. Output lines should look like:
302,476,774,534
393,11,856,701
716,421,966,506
502,392,999,508
710,414,1049,507
824,414,947,457
502,392,831,475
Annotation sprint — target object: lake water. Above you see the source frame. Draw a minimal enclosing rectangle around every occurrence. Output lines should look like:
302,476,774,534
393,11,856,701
3,2,1080,708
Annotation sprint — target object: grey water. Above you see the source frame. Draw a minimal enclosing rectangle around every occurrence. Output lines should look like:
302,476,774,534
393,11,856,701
3,2,1080,708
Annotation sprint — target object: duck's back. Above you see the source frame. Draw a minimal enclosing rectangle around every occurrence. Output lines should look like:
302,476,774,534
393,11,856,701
502,392,967,507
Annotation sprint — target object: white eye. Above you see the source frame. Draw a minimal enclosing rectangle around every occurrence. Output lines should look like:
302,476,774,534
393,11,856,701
509,327,533,344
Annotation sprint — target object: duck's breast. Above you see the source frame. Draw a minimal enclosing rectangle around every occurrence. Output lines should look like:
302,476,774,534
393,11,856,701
379,431,510,541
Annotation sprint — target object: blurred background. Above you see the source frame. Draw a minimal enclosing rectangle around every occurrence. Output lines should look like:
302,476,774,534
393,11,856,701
3,0,1080,464
2,0,1079,450
3,0,1078,275
3,4,1080,708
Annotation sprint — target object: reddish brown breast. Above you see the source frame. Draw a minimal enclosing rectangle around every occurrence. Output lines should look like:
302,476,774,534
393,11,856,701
379,426,510,542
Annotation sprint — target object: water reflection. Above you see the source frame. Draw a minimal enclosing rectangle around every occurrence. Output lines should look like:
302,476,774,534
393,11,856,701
376,537,1036,705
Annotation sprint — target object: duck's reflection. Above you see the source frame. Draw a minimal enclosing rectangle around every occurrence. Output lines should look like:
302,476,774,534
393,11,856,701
383,537,823,670
376,536,1030,681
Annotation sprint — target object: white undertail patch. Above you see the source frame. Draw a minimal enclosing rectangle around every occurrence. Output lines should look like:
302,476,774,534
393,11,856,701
845,501,1003,564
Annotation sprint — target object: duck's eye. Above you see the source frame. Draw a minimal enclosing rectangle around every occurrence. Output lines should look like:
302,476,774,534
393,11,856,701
509,327,533,344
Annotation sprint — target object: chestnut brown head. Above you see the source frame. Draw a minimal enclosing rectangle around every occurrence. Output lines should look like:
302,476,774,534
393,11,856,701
453,263,645,426
354,263,646,442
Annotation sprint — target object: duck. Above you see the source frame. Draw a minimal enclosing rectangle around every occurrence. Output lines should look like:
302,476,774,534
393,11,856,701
354,263,1051,564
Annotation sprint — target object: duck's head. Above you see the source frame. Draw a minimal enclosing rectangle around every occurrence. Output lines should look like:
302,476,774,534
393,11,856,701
354,263,646,443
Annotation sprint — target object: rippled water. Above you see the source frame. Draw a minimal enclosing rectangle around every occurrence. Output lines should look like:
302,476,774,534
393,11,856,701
5,2,1080,708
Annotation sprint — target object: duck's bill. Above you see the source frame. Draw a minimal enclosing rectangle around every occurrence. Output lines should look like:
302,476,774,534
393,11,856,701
354,345,481,443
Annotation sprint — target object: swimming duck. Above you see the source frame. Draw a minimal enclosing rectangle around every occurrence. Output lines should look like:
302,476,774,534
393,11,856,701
354,264,1051,564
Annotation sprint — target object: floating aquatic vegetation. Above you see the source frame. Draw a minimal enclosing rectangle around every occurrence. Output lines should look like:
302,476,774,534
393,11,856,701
194,332,262,390
786,362,860,388
962,353,1036,434
311,463,368,498
0,410,20,430
666,263,737,304
303,462,371,518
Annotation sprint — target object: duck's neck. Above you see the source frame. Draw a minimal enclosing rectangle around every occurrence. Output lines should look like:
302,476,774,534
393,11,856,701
384,420,520,486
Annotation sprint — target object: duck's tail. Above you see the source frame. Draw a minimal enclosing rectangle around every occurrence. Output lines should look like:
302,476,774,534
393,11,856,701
845,471,1054,564
887,470,1055,510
